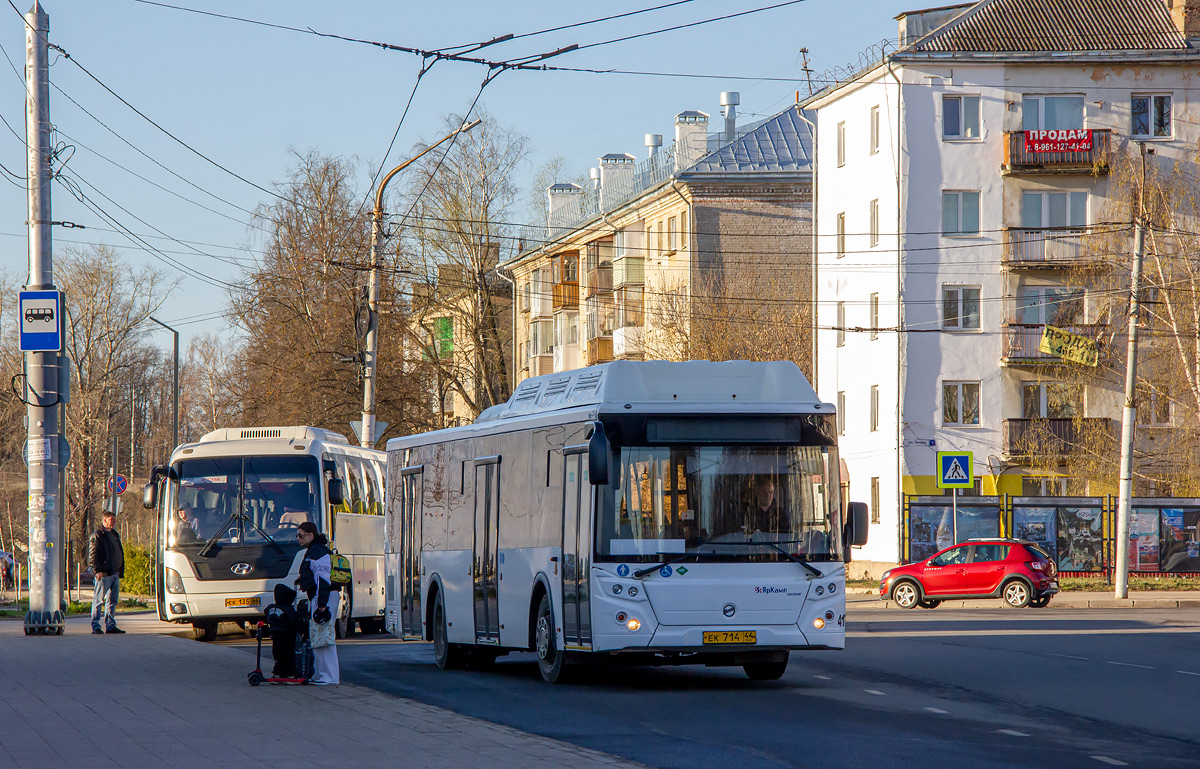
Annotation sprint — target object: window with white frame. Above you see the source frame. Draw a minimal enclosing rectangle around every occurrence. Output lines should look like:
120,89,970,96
1136,383,1172,426
1022,95,1084,130
869,385,879,432
870,105,880,154
942,191,980,235
836,212,846,257
942,381,981,426
942,285,981,330
531,319,553,356
680,210,689,249
566,312,579,345
870,477,880,524
1019,286,1084,325
645,225,653,258
869,293,879,340
836,301,846,347
1022,381,1082,419
837,121,846,167
667,216,677,252
1021,191,1087,228
942,94,981,139
869,199,879,247
1132,94,1172,138
837,391,846,435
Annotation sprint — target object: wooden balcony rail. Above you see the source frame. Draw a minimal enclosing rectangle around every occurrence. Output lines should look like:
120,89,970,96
585,337,613,366
1003,417,1114,459
1004,227,1104,269
552,281,579,310
1003,130,1110,174
585,266,613,298
1002,323,1102,364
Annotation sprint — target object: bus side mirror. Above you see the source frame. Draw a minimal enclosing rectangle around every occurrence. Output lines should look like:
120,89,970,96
142,483,158,510
587,421,610,486
846,502,870,548
327,478,345,507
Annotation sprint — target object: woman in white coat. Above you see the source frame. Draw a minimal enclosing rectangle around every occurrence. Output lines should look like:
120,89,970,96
296,521,339,685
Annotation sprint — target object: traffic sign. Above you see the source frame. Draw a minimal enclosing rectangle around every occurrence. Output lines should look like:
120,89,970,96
106,475,128,495
936,451,973,489
18,290,62,352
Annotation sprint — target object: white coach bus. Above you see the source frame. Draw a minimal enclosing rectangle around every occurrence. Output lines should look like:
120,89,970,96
383,361,868,682
144,426,387,641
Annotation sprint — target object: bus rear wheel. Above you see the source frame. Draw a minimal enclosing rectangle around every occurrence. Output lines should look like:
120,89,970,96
432,593,466,670
192,621,217,642
535,593,567,684
743,652,789,681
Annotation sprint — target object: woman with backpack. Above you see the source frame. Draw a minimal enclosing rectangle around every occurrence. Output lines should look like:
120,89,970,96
296,521,339,685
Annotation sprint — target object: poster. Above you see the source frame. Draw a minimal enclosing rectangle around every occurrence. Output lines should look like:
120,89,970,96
956,506,1000,542
1129,507,1160,572
1160,508,1200,572
909,505,953,562
1013,506,1057,561
1024,129,1093,153
1056,506,1103,572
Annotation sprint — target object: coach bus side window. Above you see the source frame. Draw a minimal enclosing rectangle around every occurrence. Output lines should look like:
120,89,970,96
345,460,365,515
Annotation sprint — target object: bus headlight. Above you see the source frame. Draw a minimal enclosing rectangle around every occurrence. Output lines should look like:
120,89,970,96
626,618,641,631
165,567,185,594
813,617,826,630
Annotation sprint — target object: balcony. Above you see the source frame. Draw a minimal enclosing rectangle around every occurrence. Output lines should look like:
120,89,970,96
1004,227,1107,270
552,281,579,310
531,354,555,378
1003,130,1110,174
1002,323,1103,365
613,326,643,359
585,266,612,298
1002,418,1114,460
531,287,552,319
585,337,613,366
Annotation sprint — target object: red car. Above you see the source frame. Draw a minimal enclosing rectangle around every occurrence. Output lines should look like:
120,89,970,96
880,539,1058,609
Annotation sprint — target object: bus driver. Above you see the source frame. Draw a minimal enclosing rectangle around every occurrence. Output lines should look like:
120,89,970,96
745,477,790,534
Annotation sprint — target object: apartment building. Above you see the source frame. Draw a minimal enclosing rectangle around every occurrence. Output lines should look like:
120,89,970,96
808,0,1200,565
505,95,814,384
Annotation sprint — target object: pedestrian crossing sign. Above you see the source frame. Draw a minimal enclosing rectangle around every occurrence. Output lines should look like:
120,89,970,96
936,451,974,489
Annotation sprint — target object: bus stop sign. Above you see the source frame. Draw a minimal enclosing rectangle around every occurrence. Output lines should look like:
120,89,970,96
18,290,62,352
936,451,974,489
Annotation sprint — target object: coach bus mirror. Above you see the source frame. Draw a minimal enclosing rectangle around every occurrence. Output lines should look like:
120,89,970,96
327,478,345,507
846,502,870,549
142,482,158,510
588,421,610,485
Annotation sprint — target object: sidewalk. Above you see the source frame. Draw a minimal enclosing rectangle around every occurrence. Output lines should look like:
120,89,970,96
0,614,646,769
850,589,1200,609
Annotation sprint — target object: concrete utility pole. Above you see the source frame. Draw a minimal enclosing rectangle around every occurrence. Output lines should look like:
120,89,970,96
1114,142,1149,600
23,1,64,635
360,118,481,449
148,316,179,450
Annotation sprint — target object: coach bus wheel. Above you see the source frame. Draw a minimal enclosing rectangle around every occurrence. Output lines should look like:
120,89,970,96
335,589,353,639
535,594,567,684
432,594,466,670
743,652,789,681
192,621,217,642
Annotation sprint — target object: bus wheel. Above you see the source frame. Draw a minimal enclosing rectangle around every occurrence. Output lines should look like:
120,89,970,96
192,621,217,642
335,589,353,639
743,652,789,681
535,594,567,684
432,594,466,670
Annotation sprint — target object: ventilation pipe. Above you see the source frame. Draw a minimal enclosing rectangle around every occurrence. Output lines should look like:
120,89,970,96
645,133,663,159
720,91,740,143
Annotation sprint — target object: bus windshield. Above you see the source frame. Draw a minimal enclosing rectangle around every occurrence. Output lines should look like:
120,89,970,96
166,455,321,550
597,444,844,563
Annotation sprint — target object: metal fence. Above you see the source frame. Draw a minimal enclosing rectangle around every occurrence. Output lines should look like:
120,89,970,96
902,495,1200,576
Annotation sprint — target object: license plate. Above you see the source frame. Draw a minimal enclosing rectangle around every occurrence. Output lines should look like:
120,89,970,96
703,630,756,645
225,597,260,607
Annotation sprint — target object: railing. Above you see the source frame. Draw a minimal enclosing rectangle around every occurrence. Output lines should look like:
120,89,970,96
531,354,555,378
1002,323,1102,364
585,337,613,366
585,266,613,298
1003,130,1110,174
1004,227,1103,269
1003,418,1114,459
552,281,579,310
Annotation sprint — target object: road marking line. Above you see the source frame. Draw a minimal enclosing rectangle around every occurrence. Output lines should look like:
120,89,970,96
997,729,1028,737
864,689,886,696
1046,652,1088,661
1090,756,1128,766
1105,661,1153,670
813,675,832,680
1177,670,1200,676
923,707,948,714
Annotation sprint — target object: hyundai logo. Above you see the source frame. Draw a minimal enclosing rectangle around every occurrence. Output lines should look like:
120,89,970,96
723,603,736,617
230,563,253,576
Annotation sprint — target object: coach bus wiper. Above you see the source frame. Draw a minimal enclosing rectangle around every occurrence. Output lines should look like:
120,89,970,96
240,513,284,554
632,552,697,579
712,540,823,578
198,509,240,557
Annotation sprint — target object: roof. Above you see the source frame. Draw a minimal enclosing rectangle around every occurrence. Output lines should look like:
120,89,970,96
684,107,814,176
905,0,1188,53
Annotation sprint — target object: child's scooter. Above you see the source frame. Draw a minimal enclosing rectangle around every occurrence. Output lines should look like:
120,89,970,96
247,613,313,686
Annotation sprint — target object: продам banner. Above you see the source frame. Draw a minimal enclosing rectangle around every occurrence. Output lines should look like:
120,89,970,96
1024,129,1093,153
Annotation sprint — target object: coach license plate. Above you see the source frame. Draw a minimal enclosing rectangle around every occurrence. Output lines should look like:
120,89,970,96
225,597,260,607
703,630,756,645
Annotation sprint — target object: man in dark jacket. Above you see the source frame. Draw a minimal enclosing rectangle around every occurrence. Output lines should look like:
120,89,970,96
89,511,125,635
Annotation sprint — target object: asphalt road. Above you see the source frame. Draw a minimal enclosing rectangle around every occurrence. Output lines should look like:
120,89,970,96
216,598,1200,769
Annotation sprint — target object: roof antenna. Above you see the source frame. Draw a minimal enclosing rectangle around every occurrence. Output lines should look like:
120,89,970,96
799,47,814,97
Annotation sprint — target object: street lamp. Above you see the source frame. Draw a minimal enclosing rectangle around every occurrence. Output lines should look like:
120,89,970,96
147,316,179,451
360,118,482,449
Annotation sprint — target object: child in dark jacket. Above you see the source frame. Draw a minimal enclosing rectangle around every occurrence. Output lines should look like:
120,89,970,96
263,583,301,678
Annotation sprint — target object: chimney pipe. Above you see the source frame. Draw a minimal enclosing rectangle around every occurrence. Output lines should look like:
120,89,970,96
720,91,740,143
589,167,600,189
645,133,663,159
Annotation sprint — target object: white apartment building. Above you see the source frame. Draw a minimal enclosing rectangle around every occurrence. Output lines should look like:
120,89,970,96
808,0,1200,566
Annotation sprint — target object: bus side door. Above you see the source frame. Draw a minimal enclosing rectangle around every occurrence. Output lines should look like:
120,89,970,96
473,456,501,644
398,466,423,639
562,448,592,649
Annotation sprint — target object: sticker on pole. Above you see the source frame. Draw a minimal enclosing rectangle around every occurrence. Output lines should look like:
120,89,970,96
936,451,973,489
18,290,62,352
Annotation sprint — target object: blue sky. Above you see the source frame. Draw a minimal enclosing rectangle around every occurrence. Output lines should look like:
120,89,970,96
0,0,913,349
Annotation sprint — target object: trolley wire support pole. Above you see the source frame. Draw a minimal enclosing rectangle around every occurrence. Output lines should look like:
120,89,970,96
1114,142,1149,601
148,316,179,450
23,1,65,636
359,118,481,449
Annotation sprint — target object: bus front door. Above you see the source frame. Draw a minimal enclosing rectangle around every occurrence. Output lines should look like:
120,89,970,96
561,449,592,649
398,468,423,639
473,457,501,644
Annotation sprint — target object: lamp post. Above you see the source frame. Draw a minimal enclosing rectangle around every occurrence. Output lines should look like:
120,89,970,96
360,118,481,449
148,316,179,451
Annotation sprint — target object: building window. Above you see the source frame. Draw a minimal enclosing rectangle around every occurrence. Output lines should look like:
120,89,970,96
1023,95,1084,130
942,94,981,139
837,120,846,167
942,381,980,426
434,317,453,358
1132,94,1172,138
836,212,846,257
870,105,880,154
566,312,579,345
870,477,881,524
645,225,653,258
667,216,677,252
520,280,531,312
869,385,879,432
1018,286,1084,325
615,285,644,327
656,221,664,255
869,293,879,340
836,301,846,347
942,190,980,236
1136,384,1172,426
531,319,553,356
1021,191,1087,228
869,199,879,247
942,285,981,330
680,210,689,249
837,391,846,435
1022,381,1082,419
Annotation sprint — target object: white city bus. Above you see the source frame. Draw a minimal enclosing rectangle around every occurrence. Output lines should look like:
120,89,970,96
144,426,387,641
383,361,868,682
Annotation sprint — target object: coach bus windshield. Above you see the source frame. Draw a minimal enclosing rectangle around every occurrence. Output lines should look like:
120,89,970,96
597,444,844,563
165,455,321,549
